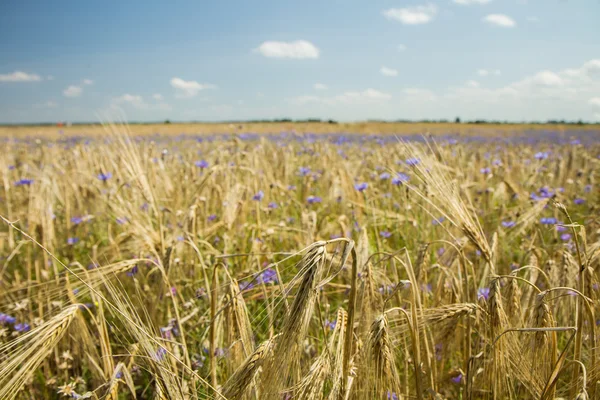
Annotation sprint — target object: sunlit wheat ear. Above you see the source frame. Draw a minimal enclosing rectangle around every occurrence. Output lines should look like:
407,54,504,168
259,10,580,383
561,251,578,289
0,304,79,400
326,308,348,399
259,242,327,399
505,276,523,326
225,276,255,371
104,362,137,400
221,336,278,400
366,313,400,398
414,243,430,282
487,278,510,398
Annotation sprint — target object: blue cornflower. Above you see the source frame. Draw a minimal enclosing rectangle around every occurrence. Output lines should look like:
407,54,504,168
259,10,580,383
480,167,491,174
207,214,217,221
540,217,558,225
0,313,16,324
561,233,572,241
299,167,311,176
534,152,549,160
67,237,79,245
574,198,585,205
126,265,139,277
392,173,410,185
287,185,297,191
380,231,392,238
116,217,128,225
354,182,368,192
14,323,30,332
307,195,322,204
194,160,209,168
71,216,83,225
477,287,490,301
97,172,112,181
432,217,446,226
451,374,463,384
501,220,516,228
379,172,391,180
405,157,420,166
14,178,33,186
268,202,278,209
252,190,264,201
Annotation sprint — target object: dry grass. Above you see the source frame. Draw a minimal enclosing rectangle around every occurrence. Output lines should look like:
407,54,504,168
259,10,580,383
0,123,598,399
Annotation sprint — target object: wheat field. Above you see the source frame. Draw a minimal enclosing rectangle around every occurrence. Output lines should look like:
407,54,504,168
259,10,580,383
0,123,598,399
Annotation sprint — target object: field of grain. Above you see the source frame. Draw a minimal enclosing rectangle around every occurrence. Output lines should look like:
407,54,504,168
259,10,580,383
0,124,599,399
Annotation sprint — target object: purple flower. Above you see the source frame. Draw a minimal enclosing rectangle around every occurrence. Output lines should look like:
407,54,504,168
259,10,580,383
387,392,399,400
325,319,336,330
194,160,209,168
477,287,490,301
71,216,83,225
14,178,33,186
432,217,446,226
380,231,392,238
307,195,322,204
392,173,410,185
584,184,592,193
207,214,217,221
268,202,278,209
299,167,311,176
0,313,16,324
574,198,585,205
354,182,368,192
287,185,297,191
451,373,463,384
153,347,167,362
561,233,572,241
379,172,391,180
534,151,549,160
252,190,264,201
501,220,516,228
437,247,445,256
540,217,558,225
67,237,79,245
492,159,502,166
116,217,128,225
405,157,420,166
14,323,30,333
480,167,491,174
126,265,139,277
97,172,112,181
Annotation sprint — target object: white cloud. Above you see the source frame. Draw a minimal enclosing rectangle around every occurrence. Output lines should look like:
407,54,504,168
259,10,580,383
255,40,320,59
402,88,437,101
0,71,42,82
383,4,437,25
380,66,398,77
589,97,600,108
112,94,171,111
170,77,216,98
477,69,501,77
63,85,83,97
291,88,392,105
82,79,93,85
531,71,563,86
466,80,480,88
152,93,164,100
442,59,600,120
454,0,492,4
113,94,146,108
483,14,516,27
397,44,407,51
314,83,328,90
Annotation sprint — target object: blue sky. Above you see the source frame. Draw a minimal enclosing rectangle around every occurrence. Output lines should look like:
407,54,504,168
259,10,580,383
1,0,599,123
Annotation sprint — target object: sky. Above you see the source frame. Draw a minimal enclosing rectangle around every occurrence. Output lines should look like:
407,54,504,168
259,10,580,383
1,0,599,124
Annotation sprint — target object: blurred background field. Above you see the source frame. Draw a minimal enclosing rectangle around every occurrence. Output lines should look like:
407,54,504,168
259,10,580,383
0,124,599,399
